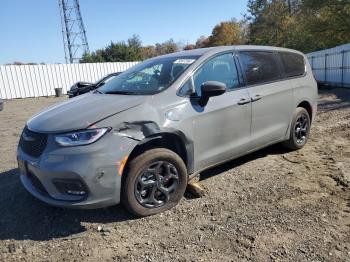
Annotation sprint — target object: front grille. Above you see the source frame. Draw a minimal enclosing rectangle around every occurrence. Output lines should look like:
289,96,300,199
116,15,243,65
19,126,48,158
27,172,49,196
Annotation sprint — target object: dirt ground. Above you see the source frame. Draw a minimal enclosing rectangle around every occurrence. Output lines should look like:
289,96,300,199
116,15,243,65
0,87,349,262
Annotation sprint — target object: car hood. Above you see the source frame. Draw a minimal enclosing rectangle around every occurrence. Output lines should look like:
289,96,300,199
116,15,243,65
27,93,145,133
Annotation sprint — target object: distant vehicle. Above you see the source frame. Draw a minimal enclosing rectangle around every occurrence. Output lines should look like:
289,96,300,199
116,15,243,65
18,46,317,216
68,72,122,98
0,98,3,111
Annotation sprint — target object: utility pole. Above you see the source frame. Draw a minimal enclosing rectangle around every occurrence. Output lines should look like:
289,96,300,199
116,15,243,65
58,0,90,63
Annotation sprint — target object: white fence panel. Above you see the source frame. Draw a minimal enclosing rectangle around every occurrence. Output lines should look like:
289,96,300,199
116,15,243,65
307,43,350,88
0,62,139,99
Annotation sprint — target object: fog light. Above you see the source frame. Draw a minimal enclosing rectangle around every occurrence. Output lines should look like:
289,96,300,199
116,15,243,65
66,190,86,196
53,179,88,198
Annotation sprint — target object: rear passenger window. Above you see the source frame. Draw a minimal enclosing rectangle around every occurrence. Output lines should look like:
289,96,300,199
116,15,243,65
279,52,305,78
239,51,280,85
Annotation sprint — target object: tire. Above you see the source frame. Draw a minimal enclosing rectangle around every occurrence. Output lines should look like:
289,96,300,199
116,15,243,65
283,107,311,150
121,148,188,217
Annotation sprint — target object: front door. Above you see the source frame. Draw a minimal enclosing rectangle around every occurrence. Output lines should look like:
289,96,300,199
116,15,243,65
190,53,252,170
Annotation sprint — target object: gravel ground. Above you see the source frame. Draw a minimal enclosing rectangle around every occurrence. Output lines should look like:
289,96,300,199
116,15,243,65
0,88,349,261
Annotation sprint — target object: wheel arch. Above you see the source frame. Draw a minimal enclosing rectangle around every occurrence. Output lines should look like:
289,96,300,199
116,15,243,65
297,100,313,122
284,99,314,140
124,131,194,176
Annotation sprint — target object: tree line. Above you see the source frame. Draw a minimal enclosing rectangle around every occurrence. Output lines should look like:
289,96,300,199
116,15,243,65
80,0,350,63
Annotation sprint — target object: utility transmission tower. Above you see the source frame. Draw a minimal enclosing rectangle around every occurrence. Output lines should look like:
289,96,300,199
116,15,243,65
58,0,90,63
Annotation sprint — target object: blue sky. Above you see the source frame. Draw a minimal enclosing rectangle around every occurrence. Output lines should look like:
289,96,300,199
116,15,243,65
0,0,247,64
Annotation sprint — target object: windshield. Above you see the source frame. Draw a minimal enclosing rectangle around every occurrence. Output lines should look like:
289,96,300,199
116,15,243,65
98,55,199,95
95,73,120,88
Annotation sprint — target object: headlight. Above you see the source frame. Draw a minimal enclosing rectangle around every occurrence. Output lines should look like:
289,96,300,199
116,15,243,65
55,128,109,146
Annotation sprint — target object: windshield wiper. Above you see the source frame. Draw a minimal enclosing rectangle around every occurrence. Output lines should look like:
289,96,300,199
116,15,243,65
93,90,103,94
104,91,134,95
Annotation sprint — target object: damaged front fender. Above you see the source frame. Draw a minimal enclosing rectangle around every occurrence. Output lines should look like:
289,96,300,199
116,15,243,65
114,121,161,141
113,121,195,174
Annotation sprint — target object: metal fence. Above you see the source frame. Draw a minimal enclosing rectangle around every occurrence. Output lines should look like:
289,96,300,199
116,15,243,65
0,62,139,99
307,44,350,88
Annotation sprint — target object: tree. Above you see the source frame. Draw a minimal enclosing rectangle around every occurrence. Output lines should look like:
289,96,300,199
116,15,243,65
6,61,43,65
183,44,196,50
208,20,244,46
141,39,180,59
81,50,105,63
127,34,142,49
246,0,269,19
155,39,179,55
80,35,143,63
246,0,350,53
247,0,291,47
190,20,246,49
141,45,157,59
298,0,350,52
81,36,182,62
195,36,210,48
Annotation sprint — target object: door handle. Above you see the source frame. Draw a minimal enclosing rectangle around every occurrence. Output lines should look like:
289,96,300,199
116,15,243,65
251,94,262,102
237,98,251,105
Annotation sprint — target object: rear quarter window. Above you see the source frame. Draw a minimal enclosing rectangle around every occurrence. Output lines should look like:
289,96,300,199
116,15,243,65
238,51,280,85
279,52,305,78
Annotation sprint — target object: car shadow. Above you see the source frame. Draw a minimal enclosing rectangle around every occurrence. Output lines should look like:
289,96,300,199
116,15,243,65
0,144,290,242
0,168,134,241
0,144,288,242
199,143,289,182
318,86,350,112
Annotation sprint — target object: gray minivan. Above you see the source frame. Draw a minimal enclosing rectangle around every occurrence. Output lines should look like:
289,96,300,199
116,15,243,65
17,46,317,216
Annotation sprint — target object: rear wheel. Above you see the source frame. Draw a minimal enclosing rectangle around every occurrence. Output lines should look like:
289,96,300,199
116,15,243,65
121,148,188,216
283,107,311,150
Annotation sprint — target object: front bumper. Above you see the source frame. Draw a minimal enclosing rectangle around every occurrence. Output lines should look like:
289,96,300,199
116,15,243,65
67,90,77,98
17,130,138,209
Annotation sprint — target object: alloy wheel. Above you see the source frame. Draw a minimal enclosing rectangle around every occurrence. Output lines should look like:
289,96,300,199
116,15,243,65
295,114,309,144
134,161,179,208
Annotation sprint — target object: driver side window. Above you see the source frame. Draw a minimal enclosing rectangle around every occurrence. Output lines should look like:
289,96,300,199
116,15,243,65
193,53,239,96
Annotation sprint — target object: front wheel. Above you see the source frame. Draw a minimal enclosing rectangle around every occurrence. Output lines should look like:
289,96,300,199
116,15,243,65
121,148,188,216
283,107,311,150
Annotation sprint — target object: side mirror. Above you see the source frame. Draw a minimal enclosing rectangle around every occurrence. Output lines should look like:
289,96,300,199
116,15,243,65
201,81,226,98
